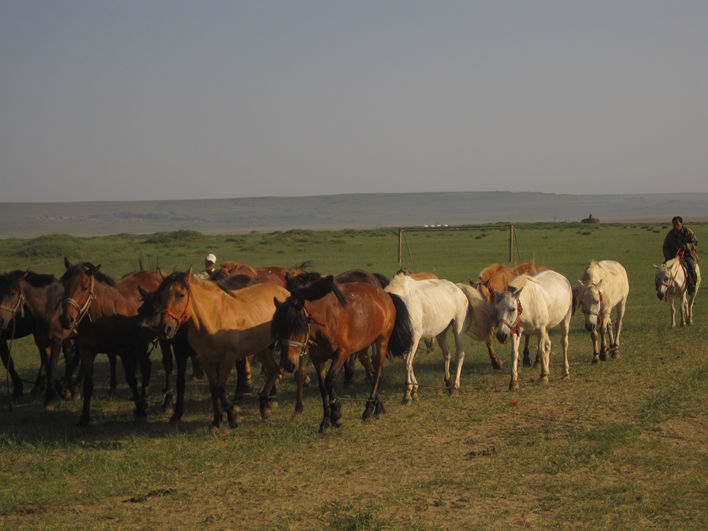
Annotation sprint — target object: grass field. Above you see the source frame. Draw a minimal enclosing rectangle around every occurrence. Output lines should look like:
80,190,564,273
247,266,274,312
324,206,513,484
0,222,706,530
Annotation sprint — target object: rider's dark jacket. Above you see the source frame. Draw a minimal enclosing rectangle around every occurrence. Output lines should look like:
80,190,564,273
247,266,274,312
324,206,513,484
663,226,699,262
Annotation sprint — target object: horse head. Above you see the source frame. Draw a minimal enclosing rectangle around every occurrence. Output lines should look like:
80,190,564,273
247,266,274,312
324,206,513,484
0,270,27,330
494,287,523,344
143,267,193,340
577,279,603,331
654,261,676,301
59,260,104,330
272,295,310,373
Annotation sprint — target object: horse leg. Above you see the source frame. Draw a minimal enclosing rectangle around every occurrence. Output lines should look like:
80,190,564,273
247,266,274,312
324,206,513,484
508,334,522,390
522,335,532,368
0,340,23,398
561,319,570,378
312,358,332,432
324,354,347,428
257,349,280,420
215,359,240,428
107,352,118,396
159,339,173,395
343,352,357,385
611,301,626,358
77,349,95,427
670,299,677,328
169,330,190,421
293,356,306,416
437,331,453,389
190,352,204,380
590,324,600,364
43,340,62,410
31,341,47,396
363,340,387,421
451,327,466,390
121,350,147,419
485,337,503,370
538,330,551,384
233,357,250,401
402,337,421,404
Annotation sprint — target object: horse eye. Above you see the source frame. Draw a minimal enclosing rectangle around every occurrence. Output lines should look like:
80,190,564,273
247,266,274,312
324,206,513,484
176,292,185,299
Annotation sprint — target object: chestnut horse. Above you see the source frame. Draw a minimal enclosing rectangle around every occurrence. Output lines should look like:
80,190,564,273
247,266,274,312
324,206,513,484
60,260,166,426
469,262,548,369
283,269,390,414
211,261,311,287
0,271,76,406
139,268,290,430
273,277,413,432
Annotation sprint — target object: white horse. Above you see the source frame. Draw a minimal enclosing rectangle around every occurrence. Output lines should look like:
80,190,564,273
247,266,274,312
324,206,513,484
495,270,573,390
575,260,629,363
384,273,470,403
655,257,701,327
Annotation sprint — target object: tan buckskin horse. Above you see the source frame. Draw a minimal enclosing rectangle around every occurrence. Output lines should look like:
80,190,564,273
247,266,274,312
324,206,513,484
469,262,548,369
140,268,289,430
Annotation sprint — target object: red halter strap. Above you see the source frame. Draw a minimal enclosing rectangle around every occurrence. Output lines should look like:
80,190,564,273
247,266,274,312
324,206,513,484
161,290,192,329
501,298,523,337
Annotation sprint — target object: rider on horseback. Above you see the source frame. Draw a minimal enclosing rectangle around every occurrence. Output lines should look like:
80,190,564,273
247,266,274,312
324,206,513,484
663,216,699,294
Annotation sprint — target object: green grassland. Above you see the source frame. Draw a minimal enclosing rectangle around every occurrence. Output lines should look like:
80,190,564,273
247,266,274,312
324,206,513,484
0,222,706,530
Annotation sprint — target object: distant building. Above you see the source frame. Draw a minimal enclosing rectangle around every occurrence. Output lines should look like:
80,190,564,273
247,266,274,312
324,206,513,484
581,213,600,224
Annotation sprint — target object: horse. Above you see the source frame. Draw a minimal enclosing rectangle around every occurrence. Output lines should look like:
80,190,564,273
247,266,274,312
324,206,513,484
210,262,258,281
396,268,438,281
272,276,413,432
0,270,76,407
494,270,573,390
575,260,629,362
59,259,167,426
282,270,390,414
470,262,549,369
655,256,701,327
384,272,471,403
138,268,290,430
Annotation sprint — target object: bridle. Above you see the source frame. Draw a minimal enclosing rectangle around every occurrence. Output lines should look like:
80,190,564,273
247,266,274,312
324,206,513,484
62,276,95,329
659,255,687,299
0,287,25,322
279,306,320,358
161,289,192,329
500,298,523,337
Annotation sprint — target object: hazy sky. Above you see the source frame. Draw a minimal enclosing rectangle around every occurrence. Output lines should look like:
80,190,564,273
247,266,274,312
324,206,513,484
2,1,707,202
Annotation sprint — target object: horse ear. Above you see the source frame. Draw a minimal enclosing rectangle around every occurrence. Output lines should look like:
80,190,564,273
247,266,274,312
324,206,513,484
493,288,502,299
595,279,603,289
138,286,150,300
87,264,101,276
186,266,193,281
513,286,524,298
159,268,168,280
23,271,30,279
64,257,73,270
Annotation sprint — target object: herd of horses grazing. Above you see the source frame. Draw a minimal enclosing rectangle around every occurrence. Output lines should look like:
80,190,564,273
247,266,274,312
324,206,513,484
0,251,699,433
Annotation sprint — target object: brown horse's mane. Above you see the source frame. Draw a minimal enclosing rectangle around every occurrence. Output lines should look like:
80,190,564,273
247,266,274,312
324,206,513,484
61,262,117,287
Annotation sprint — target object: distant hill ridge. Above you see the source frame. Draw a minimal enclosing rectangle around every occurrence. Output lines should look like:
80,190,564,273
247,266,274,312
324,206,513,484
1,192,706,238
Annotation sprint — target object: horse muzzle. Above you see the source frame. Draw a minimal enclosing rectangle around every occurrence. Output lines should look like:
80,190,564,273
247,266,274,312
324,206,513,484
159,322,178,341
496,330,508,344
59,312,75,330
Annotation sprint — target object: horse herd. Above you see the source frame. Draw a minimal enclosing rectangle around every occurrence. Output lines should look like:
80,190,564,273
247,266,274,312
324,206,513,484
0,254,699,433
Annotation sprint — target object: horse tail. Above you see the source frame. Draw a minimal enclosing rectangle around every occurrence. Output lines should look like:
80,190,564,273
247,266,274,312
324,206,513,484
374,273,390,288
294,275,347,306
388,293,413,358
571,285,580,316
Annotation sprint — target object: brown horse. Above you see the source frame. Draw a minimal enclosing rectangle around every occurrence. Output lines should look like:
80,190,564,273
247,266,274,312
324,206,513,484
139,268,290,430
60,259,166,426
397,267,439,281
210,262,258,281
470,262,548,368
0,271,76,407
283,269,391,413
273,277,413,432
211,262,311,287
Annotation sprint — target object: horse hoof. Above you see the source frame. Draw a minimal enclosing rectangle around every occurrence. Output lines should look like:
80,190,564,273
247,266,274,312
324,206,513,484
539,376,549,384
401,396,412,405
591,357,599,364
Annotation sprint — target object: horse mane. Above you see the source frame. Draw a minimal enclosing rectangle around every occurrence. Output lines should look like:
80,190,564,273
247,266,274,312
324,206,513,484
291,275,347,306
0,270,25,291
373,273,390,288
24,271,57,287
61,262,116,286
291,260,312,271
271,296,308,341
285,272,323,292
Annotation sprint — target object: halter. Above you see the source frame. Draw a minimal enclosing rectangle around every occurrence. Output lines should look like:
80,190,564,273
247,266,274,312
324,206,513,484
62,276,95,329
500,298,523,337
161,290,192,329
660,254,687,299
584,287,604,319
279,306,319,358
0,287,25,320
